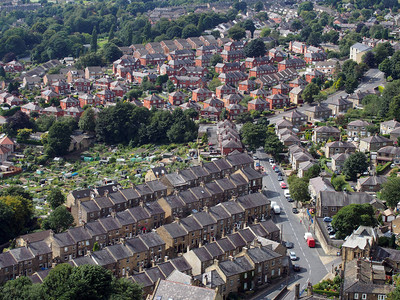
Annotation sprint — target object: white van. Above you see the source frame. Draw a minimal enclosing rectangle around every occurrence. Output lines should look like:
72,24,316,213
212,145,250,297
284,190,291,198
273,205,281,214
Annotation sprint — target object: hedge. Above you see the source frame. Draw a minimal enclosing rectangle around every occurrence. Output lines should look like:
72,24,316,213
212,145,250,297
313,289,339,297
377,162,391,175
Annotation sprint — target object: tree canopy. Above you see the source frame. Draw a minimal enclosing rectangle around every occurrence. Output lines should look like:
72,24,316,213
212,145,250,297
380,177,400,208
240,122,267,151
342,152,369,181
288,176,310,203
47,187,66,210
332,204,377,239
244,39,266,58
0,264,142,300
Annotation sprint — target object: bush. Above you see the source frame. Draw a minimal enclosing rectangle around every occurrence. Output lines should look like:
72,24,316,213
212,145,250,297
376,162,391,175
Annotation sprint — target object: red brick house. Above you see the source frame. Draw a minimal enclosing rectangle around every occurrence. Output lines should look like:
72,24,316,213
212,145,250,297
110,83,126,98
94,77,113,90
289,78,308,88
272,83,290,95
223,94,242,107
249,65,277,78
143,94,165,109
304,52,327,64
5,96,23,107
73,78,91,92
277,58,306,71
266,94,289,110
169,76,206,89
268,48,286,62
203,97,224,110
201,106,221,121
60,97,80,110
168,59,195,70
139,54,166,66
220,50,245,62
250,88,268,99
168,91,187,106
64,106,84,118
224,41,246,51
5,60,23,72
245,56,272,69
215,62,243,74
221,138,243,156
305,70,324,83
192,88,212,102
226,104,246,120
21,102,42,116
195,45,221,56
178,66,208,77
78,93,97,108
85,66,103,80
288,41,306,54
218,71,247,86
43,105,64,117
41,89,59,103
51,80,69,95
112,56,140,75
248,98,268,111
238,80,257,94
195,55,213,67
96,89,115,103
167,49,194,60
215,84,236,99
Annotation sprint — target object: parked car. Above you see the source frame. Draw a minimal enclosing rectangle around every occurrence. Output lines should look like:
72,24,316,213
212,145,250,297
277,175,283,181
284,190,291,198
293,264,300,272
280,182,287,189
287,197,294,202
289,251,297,261
323,217,332,222
275,167,280,173
269,158,274,164
285,241,294,248
292,208,299,214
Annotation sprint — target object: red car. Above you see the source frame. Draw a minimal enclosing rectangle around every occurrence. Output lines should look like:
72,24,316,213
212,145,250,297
280,182,287,189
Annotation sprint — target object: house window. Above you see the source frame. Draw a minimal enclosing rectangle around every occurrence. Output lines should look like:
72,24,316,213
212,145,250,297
362,295,367,300
64,247,69,253
354,294,359,299
271,269,275,276
331,207,337,212
244,282,247,290
378,295,386,300
244,273,247,279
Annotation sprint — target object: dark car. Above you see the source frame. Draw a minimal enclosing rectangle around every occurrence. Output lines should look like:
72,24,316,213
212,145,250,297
292,208,299,214
293,264,300,272
287,197,294,202
285,241,294,248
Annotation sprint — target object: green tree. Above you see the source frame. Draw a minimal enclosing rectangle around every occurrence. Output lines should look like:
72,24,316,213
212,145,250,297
0,201,15,244
166,80,175,93
108,24,115,41
0,276,44,300
380,177,400,208
79,108,96,133
331,175,347,191
0,195,33,234
0,186,33,200
91,28,98,53
208,78,222,92
254,1,263,12
242,20,256,38
244,39,266,58
298,1,313,14
111,278,143,300
240,122,267,151
388,95,400,121
181,24,199,39
228,25,246,41
4,111,34,136
302,83,320,104
264,132,285,160
0,66,5,78
102,42,122,63
16,128,32,143
210,54,223,66
260,27,271,37
344,76,358,94
42,206,74,233
332,204,377,239
219,108,228,120
289,176,310,203
362,51,376,68
44,120,73,157
42,264,74,300
304,164,320,179
342,152,369,181
47,187,66,210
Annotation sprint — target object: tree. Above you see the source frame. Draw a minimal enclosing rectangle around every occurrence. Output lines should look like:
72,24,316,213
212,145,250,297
44,120,73,157
332,204,377,239
228,25,246,41
79,108,96,133
362,51,376,68
302,83,320,104
388,95,400,121
289,176,310,203
304,164,320,179
47,187,65,210
260,27,271,38
254,1,263,12
240,123,267,151
242,20,256,38
244,39,266,58
0,66,5,78
166,80,175,93
4,111,34,136
0,276,44,300
219,108,228,120
210,54,223,66
344,76,358,94
16,128,32,143
102,42,123,63
342,152,369,181
298,1,313,14
42,206,74,233
0,186,33,200
331,175,347,191
208,78,222,92
233,1,247,12
264,132,285,160
181,24,199,39
0,201,15,244
0,195,33,234
91,28,98,53
381,177,400,208
108,24,115,41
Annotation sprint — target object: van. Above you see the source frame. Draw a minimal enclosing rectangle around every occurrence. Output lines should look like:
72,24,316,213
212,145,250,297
273,205,281,214
304,232,312,241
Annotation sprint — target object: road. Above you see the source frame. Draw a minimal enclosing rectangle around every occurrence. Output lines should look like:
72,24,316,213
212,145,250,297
253,150,332,300
267,68,385,125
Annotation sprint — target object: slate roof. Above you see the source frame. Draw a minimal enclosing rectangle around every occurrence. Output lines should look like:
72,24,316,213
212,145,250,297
160,222,188,238
319,191,373,207
218,256,253,276
151,280,216,300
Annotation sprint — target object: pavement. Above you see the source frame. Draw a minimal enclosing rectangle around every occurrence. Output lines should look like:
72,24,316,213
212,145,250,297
253,150,342,300
267,68,385,125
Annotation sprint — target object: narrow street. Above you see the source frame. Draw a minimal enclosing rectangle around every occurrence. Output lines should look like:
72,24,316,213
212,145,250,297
253,150,339,299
